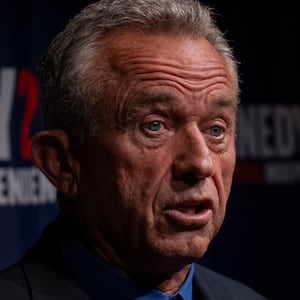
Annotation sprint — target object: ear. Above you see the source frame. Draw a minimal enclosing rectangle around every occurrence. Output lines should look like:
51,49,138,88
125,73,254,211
31,129,79,197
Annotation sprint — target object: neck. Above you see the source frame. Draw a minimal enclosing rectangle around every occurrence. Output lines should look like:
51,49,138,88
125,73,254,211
80,226,193,294
138,264,192,295
91,243,192,294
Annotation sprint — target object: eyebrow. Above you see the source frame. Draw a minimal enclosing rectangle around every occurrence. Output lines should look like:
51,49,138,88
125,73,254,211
119,92,174,125
130,91,174,107
130,91,237,110
123,92,238,124
211,97,238,113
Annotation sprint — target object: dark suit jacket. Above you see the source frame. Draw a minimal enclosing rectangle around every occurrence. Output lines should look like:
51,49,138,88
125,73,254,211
0,219,267,299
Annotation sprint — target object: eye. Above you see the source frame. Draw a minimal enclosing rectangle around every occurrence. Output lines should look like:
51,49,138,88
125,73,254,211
139,116,173,143
209,125,224,137
144,121,162,132
140,118,171,140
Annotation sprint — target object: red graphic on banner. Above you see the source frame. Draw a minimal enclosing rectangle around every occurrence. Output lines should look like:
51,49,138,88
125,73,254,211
17,69,39,160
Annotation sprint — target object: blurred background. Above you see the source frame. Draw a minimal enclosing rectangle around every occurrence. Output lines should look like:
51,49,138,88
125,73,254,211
0,1,298,299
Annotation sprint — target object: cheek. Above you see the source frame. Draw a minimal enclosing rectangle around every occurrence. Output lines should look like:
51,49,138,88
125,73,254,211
115,149,172,226
78,157,142,250
219,147,236,198
79,136,173,240
118,152,169,212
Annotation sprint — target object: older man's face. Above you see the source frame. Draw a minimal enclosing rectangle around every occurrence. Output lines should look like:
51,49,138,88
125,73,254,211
78,31,237,275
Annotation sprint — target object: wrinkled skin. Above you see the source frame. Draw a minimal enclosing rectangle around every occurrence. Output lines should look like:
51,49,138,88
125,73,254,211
36,31,238,293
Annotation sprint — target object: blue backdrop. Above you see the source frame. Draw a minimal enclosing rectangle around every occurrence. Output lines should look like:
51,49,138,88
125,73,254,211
1,1,298,299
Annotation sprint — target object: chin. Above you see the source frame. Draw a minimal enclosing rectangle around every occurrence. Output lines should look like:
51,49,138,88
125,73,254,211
150,234,210,262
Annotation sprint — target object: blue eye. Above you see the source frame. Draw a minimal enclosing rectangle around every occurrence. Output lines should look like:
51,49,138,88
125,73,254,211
210,126,223,137
147,121,161,131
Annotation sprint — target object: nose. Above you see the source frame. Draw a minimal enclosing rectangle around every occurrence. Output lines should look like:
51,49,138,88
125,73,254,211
173,123,215,186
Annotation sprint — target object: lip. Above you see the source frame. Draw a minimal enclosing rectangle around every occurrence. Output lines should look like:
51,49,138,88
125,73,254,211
163,199,213,228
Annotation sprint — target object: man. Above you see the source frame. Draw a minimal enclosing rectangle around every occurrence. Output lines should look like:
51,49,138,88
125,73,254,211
0,0,267,299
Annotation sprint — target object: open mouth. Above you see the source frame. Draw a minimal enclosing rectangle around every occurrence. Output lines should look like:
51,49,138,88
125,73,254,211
175,202,209,214
164,200,213,227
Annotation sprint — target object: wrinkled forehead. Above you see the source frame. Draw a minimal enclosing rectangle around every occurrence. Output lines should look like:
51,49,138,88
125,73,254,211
102,30,226,69
98,30,237,96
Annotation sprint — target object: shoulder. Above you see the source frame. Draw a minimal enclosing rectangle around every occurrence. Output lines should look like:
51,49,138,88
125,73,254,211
0,256,90,300
0,261,31,299
193,263,268,300
0,219,90,299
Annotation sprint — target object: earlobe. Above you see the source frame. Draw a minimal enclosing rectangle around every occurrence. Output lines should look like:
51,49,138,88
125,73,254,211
31,129,79,196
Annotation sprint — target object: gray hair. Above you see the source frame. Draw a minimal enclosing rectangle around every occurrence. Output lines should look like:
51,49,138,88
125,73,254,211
38,0,239,148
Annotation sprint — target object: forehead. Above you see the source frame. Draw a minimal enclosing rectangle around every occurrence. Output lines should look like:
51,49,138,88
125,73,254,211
104,30,222,64
102,30,228,73
97,30,237,108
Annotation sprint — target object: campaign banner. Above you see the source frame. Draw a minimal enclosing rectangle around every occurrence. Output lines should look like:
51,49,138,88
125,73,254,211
235,104,300,184
0,0,87,271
